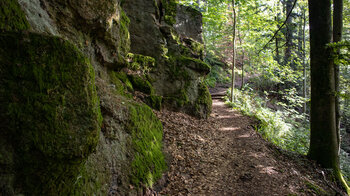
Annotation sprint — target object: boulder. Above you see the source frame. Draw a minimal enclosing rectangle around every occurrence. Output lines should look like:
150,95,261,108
0,32,102,195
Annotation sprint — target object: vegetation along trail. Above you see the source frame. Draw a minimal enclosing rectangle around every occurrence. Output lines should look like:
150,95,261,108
153,86,342,195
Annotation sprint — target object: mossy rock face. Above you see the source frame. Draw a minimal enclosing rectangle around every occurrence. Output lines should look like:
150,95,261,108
194,81,212,118
0,32,102,194
0,0,30,31
162,0,177,25
127,53,156,73
127,103,166,187
128,75,155,95
145,95,163,111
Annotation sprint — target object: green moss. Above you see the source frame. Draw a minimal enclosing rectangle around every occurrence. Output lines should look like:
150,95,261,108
145,95,163,111
127,103,167,187
190,39,204,57
0,0,30,31
194,81,212,118
71,138,111,196
128,75,155,95
177,55,211,74
127,53,156,73
304,180,328,195
116,8,131,65
167,56,191,81
0,32,102,194
114,71,134,91
109,71,133,98
164,88,190,108
162,0,177,25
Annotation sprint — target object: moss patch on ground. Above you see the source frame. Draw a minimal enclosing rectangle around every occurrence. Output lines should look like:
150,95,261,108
0,0,30,31
127,103,167,187
0,32,102,194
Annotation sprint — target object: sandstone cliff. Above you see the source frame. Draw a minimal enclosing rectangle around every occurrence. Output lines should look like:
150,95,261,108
0,0,211,194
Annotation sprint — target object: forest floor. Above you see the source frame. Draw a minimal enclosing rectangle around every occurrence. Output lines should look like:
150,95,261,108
151,85,346,196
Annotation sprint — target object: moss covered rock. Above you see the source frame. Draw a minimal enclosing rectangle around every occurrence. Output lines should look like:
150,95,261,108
127,103,166,187
128,75,155,95
0,0,30,31
0,32,102,194
127,53,156,73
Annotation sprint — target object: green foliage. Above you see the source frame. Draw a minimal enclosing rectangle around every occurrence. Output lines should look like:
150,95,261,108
205,65,230,87
0,32,102,194
226,88,309,154
0,0,30,31
127,103,167,187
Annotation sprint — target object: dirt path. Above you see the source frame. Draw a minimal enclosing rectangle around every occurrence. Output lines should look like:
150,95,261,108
154,88,342,195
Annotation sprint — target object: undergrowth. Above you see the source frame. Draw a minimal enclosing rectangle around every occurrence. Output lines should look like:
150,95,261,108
225,87,350,185
225,88,310,155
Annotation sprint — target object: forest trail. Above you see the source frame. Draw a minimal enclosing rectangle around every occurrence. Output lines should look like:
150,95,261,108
153,86,340,196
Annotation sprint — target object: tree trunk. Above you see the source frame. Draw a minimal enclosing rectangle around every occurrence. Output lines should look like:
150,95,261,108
230,0,236,102
275,1,281,64
333,0,343,154
241,51,244,90
308,0,338,169
302,6,307,114
284,0,293,67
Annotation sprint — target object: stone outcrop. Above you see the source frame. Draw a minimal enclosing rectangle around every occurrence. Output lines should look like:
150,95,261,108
175,4,204,43
123,0,212,118
0,0,211,194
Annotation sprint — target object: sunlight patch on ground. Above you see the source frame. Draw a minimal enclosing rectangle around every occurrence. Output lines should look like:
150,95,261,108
219,127,239,131
217,115,236,119
257,165,279,175
238,133,251,138
249,152,267,159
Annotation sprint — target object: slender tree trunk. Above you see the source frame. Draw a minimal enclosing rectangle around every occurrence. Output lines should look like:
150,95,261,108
284,0,293,67
230,0,236,102
275,1,281,64
302,6,307,114
308,0,338,169
241,51,244,90
333,0,343,154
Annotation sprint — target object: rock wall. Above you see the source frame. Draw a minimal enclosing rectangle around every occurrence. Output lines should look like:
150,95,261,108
0,0,211,194
123,0,212,118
